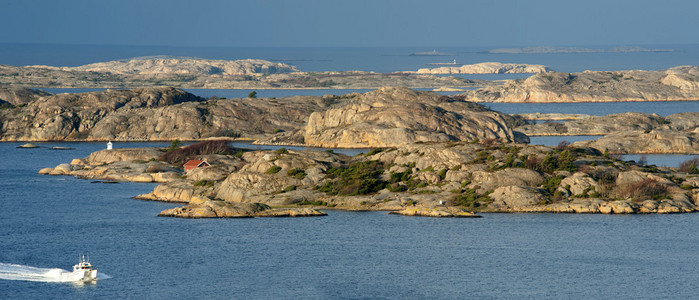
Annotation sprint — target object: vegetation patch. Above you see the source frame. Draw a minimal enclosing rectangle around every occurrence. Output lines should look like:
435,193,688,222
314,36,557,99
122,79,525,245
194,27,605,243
616,178,669,201
265,166,282,174
279,185,296,193
193,180,215,187
160,140,236,166
297,200,335,207
679,157,699,174
286,168,307,179
316,160,387,196
452,188,492,208
541,175,565,194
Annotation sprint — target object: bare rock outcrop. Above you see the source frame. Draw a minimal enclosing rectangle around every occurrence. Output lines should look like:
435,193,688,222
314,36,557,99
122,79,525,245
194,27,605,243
412,62,551,74
84,148,162,164
389,206,481,217
33,57,299,76
469,168,544,193
573,130,698,154
462,66,699,102
298,87,526,148
0,87,205,141
0,87,323,142
0,87,52,106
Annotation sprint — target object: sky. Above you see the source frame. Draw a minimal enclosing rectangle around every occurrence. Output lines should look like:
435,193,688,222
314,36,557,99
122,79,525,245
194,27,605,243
2,0,698,48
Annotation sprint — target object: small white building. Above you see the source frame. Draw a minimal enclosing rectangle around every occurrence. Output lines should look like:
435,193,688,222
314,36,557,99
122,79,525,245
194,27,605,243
107,141,113,150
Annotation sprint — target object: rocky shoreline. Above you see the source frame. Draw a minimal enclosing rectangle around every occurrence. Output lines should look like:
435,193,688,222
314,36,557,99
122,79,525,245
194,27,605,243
38,141,699,218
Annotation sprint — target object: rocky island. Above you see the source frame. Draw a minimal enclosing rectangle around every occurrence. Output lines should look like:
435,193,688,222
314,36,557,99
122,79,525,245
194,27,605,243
3,86,698,155
40,139,699,217
0,86,526,146
0,56,491,89
409,62,551,75
462,66,699,102
16,85,696,218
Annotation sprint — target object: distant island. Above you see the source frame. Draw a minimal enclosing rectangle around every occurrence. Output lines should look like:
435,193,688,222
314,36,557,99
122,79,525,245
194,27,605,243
410,50,454,56
0,56,489,89
460,65,699,102
407,62,552,74
486,46,674,54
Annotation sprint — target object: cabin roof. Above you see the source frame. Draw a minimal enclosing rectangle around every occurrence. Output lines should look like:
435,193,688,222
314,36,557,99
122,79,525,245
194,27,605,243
184,159,209,168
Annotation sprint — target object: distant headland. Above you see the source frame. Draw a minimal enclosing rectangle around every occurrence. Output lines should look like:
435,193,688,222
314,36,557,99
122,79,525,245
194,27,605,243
485,46,674,54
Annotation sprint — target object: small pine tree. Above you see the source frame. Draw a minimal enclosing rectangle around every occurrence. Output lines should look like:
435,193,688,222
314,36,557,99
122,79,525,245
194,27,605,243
248,91,257,98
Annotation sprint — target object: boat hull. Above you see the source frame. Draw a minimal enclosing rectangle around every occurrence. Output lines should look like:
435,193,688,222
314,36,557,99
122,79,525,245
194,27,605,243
73,269,98,282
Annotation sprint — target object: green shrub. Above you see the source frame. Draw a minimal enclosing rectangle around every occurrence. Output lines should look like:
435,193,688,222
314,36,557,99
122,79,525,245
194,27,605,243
365,148,384,156
297,200,328,206
280,185,296,193
315,160,387,196
388,183,408,192
275,148,289,155
680,184,694,190
0,102,16,110
389,170,412,183
287,168,307,179
537,150,577,173
265,166,282,174
541,175,565,194
193,180,215,187
453,189,492,208
438,168,448,180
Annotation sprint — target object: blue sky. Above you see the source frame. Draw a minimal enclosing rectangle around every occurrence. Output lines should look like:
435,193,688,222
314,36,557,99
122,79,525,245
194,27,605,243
2,0,697,47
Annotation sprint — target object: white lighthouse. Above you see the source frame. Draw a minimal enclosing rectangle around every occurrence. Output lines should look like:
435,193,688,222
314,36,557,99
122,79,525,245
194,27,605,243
107,141,113,150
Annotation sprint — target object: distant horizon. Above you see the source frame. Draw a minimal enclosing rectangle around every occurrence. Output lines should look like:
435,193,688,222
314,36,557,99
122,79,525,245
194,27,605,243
2,41,698,49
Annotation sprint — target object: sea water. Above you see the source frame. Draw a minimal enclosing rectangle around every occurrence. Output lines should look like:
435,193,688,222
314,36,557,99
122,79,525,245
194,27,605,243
2,43,698,73
1,142,699,299
2,45,699,298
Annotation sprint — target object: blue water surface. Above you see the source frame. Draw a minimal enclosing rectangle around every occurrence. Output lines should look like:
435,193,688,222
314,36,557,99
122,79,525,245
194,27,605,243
1,142,699,299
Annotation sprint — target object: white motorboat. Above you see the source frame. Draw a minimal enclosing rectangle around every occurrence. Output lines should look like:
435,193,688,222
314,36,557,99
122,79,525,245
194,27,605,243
72,255,97,282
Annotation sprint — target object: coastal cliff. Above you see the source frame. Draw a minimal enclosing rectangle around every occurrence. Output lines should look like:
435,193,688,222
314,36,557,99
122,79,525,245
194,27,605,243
462,66,699,102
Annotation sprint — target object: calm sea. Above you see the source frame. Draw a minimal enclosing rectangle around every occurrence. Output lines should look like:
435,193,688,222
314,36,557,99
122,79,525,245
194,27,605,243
0,142,698,299
2,45,699,298
2,43,698,73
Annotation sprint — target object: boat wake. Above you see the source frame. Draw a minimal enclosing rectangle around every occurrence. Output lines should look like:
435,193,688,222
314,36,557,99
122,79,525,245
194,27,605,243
0,263,111,282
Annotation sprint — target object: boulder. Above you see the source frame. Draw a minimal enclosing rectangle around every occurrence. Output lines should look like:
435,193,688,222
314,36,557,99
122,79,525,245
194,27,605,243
560,173,600,196
489,186,547,210
469,168,545,193
85,148,162,165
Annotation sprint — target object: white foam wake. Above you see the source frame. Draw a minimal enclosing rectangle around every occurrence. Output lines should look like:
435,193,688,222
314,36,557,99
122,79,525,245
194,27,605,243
0,262,110,282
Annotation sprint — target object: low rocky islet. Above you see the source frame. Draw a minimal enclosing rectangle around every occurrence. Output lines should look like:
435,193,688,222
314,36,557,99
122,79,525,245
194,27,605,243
39,140,699,218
